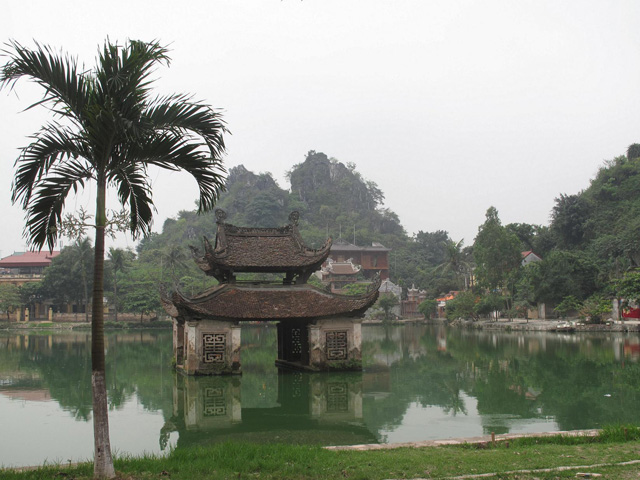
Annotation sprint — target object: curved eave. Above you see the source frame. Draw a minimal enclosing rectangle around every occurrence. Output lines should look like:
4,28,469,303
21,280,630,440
169,280,379,322
160,291,179,318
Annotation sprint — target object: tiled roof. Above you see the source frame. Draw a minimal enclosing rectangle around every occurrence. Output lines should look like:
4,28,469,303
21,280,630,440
0,251,60,268
437,291,459,302
331,239,390,252
164,279,381,321
193,210,331,279
328,262,360,275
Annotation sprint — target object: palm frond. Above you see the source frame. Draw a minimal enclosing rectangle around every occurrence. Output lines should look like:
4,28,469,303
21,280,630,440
94,40,169,122
11,123,89,208
24,170,89,251
145,94,228,158
109,163,155,238
119,132,226,213
0,40,90,119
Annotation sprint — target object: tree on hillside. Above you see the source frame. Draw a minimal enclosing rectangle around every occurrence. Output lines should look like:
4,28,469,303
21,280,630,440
161,245,189,283
1,39,227,478
551,194,592,248
245,190,287,227
505,223,539,252
627,143,640,161
531,250,600,305
473,207,522,292
615,270,640,308
414,230,450,265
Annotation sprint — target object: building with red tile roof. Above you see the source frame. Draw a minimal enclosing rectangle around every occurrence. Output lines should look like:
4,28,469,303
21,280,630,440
521,251,542,266
0,250,60,286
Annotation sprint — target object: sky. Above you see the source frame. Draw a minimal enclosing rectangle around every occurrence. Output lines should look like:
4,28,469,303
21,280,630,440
1,0,640,257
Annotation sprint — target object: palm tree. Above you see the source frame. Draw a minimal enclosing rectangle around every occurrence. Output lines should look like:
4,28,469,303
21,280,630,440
436,239,471,290
161,244,189,283
1,39,227,478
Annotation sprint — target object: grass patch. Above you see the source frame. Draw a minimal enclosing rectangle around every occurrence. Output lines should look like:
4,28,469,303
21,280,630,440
2,426,640,479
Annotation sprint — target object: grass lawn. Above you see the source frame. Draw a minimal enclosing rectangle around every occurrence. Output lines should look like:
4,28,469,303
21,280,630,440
3,426,640,479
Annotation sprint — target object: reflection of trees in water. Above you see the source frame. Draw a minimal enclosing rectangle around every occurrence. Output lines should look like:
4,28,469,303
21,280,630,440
1,332,174,422
240,324,279,409
3,326,640,446
361,325,640,436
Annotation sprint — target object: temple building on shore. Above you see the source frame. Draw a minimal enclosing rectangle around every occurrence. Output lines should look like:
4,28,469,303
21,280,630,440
161,210,380,375
328,238,390,280
0,251,60,286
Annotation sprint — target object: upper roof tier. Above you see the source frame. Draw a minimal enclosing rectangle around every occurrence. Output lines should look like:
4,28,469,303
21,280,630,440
192,210,332,282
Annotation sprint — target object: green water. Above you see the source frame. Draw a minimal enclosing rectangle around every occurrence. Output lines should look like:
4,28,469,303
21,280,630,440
1,324,639,467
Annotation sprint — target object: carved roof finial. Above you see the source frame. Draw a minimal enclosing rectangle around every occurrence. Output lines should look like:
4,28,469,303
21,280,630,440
215,209,227,224
288,211,300,226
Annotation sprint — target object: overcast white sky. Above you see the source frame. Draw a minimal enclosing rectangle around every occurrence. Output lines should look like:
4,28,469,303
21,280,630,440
2,0,640,257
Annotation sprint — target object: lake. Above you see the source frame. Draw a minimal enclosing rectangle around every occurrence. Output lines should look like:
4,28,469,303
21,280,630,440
1,324,639,468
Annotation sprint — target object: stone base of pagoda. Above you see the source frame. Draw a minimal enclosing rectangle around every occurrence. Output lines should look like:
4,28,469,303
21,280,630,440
276,318,362,372
174,319,242,375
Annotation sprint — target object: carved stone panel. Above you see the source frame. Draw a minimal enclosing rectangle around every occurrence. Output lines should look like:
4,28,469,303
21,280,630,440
203,386,227,417
202,333,226,364
326,382,349,412
326,330,348,360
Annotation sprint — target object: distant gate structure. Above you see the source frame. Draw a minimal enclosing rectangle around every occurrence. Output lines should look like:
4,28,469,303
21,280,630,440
161,210,380,375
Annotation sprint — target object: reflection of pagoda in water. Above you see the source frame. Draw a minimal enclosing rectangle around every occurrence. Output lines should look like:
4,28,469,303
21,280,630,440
162,210,380,375
163,372,376,447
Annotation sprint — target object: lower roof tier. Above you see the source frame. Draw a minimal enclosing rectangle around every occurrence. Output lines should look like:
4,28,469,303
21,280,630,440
162,279,380,322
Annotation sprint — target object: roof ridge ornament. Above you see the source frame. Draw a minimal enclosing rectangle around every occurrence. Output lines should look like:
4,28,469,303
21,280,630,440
288,211,300,226
215,209,227,224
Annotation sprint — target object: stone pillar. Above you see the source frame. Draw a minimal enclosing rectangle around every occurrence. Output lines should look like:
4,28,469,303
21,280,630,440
184,321,199,374
173,321,185,368
24,308,29,322
538,303,546,320
48,307,53,322
181,320,241,375
307,318,362,371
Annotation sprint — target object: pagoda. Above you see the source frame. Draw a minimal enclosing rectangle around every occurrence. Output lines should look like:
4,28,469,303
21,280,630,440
162,210,380,375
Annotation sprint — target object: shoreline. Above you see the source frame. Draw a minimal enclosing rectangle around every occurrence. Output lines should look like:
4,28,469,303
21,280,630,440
2,317,640,333
325,428,601,451
364,316,640,332
0,428,608,472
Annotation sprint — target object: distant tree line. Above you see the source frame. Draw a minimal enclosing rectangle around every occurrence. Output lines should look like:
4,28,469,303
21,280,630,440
4,146,640,324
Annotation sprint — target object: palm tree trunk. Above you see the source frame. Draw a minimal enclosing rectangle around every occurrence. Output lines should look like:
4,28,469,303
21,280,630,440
113,271,118,323
91,177,115,479
83,269,89,323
